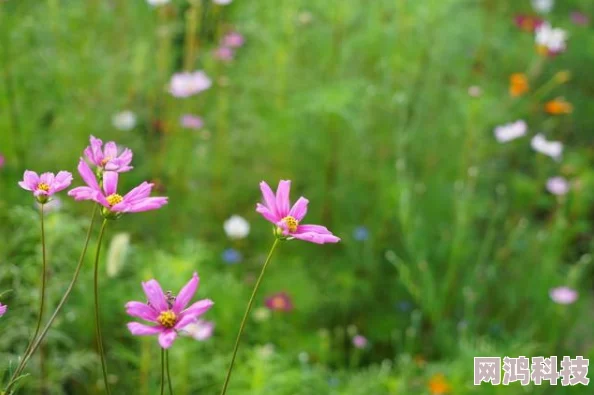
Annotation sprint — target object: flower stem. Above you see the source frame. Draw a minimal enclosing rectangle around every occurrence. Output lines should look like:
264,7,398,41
6,205,98,392
160,348,166,395
220,238,280,395
94,219,111,394
166,350,173,395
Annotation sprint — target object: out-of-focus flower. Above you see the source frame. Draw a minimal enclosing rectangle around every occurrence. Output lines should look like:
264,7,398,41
147,0,170,5
112,111,137,131
0,153,5,168
84,135,133,173
553,70,571,84
180,114,204,130
36,197,63,213
265,292,293,312
571,11,589,26
180,319,214,341
222,31,244,48
214,46,234,62
224,215,250,239
253,306,271,322
467,86,482,97
298,351,309,364
169,71,212,98
535,23,568,56
106,233,131,278
352,335,368,349
531,134,562,160
19,170,73,204
222,248,242,264
126,272,214,349
298,11,313,25
494,120,527,143
546,177,570,196
396,300,412,312
545,98,573,115
256,343,275,359
532,0,554,14
213,0,232,5
0,303,6,317
428,374,451,394
509,73,529,97
353,226,369,241
514,15,544,32
68,160,168,217
549,286,578,304
256,180,340,244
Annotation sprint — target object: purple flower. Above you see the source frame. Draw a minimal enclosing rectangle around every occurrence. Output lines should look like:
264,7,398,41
180,319,215,341
180,115,204,130
0,154,5,168
570,11,589,26
169,71,212,98
68,160,168,216
214,46,234,62
0,303,6,317
494,120,527,143
222,32,244,48
352,335,368,349
222,248,242,264
546,177,569,196
549,286,578,305
84,135,133,173
126,272,214,349
256,180,340,244
19,170,73,204
265,292,293,312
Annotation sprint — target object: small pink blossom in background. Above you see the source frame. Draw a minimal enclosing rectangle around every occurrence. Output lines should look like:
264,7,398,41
84,135,133,173
169,71,212,98
549,286,578,305
571,11,589,26
493,120,527,143
214,46,234,62
0,153,5,168
68,160,168,214
223,32,244,48
126,272,214,349
546,177,570,196
352,335,368,349
514,14,544,32
265,292,294,312
256,180,340,244
180,114,204,130
0,303,6,317
531,134,563,160
180,319,215,341
467,86,482,97
19,170,73,203
213,0,232,5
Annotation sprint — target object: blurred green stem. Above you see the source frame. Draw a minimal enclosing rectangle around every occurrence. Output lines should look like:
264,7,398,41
160,349,165,395
93,219,111,394
220,238,280,395
6,205,99,393
166,350,173,395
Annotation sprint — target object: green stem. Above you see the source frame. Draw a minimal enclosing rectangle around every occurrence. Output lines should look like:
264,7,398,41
160,348,165,395
94,219,111,394
166,350,173,395
6,205,98,392
220,238,280,395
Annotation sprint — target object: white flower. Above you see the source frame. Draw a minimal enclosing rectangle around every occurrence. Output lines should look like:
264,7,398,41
253,307,271,322
535,23,568,55
169,71,212,98
106,233,130,278
494,120,527,143
531,134,563,160
112,111,137,131
224,215,250,239
180,319,214,341
546,177,569,196
147,0,170,5
213,0,232,4
531,0,554,14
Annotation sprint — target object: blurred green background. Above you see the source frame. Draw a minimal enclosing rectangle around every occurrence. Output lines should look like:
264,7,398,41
1,0,594,393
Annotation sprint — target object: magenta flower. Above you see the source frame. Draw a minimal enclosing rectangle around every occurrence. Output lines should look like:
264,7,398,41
19,170,73,203
84,135,133,173
265,292,293,312
549,286,578,305
68,160,168,216
352,335,368,349
180,114,204,130
256,180,340,244
222,31,244,48
570,11,589,26
214,46,234,62
0,303,6,317
180,319,215,341
0,153,5,169
126,272,214,349
514,14,544,32
169,71,212,98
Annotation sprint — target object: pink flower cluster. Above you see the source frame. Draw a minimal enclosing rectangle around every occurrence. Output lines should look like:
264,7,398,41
214,31,245,62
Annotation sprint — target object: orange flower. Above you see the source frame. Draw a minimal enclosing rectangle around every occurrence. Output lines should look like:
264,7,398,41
545,98,573,115
509,73,529,97
428,374,451,395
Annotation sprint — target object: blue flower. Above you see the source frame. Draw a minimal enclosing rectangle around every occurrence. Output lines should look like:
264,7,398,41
222,248,242,264
396,300,412,312
353,226,369,241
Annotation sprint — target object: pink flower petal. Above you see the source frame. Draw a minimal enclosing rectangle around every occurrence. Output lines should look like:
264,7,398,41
180,299,214,319
275,180,291,217
256,203,278,223
102,171,119,196
259,181,278,218
19,170,39,191
288,197,309,221
142,279,169,312
104,141,118,159
158,329,178,349
173,272,199,314
126,301,159,322
127,322,163,336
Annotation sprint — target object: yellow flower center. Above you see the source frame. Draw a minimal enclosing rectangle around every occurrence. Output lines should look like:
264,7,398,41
100,157,112,166
272,297,286,309
282,216,299,233
157,310,177,329
37,183,50,192
106,193,123,206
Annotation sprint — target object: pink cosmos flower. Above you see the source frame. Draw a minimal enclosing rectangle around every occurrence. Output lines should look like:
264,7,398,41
0,303,6,317
126,273,214,349
19,170,73,203
352,335,368,349
169,71,212,98
214,46,234,62
571,11,589,26
222,32,244,48
256,180,340,244
265,292,293,312
546,177,569,195
180,114,204,130
84,135,133,173
549,286,578,305
180,319,215,341
68,160,168,215
0,153,5,168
